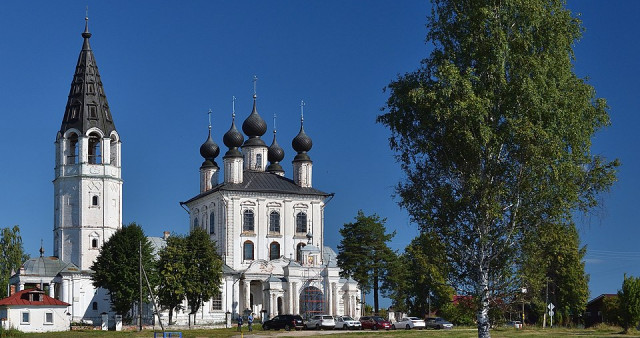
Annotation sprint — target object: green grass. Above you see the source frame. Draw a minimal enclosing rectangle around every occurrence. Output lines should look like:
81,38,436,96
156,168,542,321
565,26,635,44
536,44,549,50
8,324,640,338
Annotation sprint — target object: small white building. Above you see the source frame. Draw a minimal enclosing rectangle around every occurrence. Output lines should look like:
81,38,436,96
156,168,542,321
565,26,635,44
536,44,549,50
0,289,70,333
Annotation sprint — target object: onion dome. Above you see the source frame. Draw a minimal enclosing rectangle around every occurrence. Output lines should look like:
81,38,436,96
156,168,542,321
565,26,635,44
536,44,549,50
267,130,285,173
292,122,313,161
223,114,244,158
199,133,219,167
242,95,267,147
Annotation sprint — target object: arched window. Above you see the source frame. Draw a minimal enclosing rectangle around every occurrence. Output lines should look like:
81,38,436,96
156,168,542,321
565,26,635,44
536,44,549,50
243,241,254,261
256,154,262,169
270,242,280,260
88,133,102,164
209,212,215,235
68,133,79,164
91,238,98,248
296,212,307,233
296,243,306,263
92,195,99,206
269,211,280,233
193,217,199,229
243,210,254,232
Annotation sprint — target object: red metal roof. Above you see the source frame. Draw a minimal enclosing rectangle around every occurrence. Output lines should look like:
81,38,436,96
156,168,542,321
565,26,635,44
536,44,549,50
0,288,69,307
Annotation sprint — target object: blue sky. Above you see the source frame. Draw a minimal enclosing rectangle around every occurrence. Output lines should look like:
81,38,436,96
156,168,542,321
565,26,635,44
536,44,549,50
0,1,637,306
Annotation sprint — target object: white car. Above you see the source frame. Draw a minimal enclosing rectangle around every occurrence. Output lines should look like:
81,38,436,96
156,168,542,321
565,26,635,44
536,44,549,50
334,315,362,330
393,317,426,330
305,315,335,330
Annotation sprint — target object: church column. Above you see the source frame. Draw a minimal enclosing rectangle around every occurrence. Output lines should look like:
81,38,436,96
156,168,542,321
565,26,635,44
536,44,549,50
332,283,338,316
49,283,55,297
244,280,251,313
326,282,332,315
287,282,293,313
292,282,298,314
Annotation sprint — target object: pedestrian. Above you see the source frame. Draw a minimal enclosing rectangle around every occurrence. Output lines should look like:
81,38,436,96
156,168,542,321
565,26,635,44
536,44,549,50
237,315,243,332
248,313,254,332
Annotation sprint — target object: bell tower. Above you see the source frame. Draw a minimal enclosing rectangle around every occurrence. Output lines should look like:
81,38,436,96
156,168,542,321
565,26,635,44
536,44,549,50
53,17,122,271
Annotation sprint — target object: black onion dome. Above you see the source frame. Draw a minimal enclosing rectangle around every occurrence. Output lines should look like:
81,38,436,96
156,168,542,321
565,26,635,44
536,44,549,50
242,97,267,138
268,134,285,163
199,133,219,159
292,125,312,153
223,120,244,148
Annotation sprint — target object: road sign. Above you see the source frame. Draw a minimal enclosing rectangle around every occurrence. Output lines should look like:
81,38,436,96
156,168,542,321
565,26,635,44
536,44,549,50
547,303,555,311
549,310,554,317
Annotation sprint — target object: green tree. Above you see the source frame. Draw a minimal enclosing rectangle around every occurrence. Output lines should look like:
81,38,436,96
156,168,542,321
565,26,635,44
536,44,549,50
183,228,223,326
378,1,618,336
156,234,187,325
385,232,453,316
519,222,589,325
618,274,640,333
337,210,395,314
91,223,157,321
0,226,29,298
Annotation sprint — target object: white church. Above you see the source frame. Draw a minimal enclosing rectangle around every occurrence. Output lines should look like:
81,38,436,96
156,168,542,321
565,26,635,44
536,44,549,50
6,18,360,328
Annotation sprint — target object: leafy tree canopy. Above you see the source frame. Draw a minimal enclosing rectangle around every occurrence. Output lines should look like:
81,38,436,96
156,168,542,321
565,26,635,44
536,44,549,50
157,234,187,324
183,228,223,321
0,225,29,298
91,222,157,320
618,274,640,333
378,0,618,336
337,210,395,314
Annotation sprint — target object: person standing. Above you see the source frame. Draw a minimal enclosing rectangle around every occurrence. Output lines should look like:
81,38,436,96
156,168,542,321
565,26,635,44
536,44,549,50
248,313,254,332
237,315,243,332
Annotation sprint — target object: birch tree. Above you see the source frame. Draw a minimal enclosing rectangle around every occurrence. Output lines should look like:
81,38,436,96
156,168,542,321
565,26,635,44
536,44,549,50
378,1,618,336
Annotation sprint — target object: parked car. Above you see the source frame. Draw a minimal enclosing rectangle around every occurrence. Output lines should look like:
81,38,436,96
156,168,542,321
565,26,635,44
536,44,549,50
393,317,426,330
505,320,522,329
262,314,304,331
425,317,454,330
305,315,336,330
334,315,362,330
360,316,392,330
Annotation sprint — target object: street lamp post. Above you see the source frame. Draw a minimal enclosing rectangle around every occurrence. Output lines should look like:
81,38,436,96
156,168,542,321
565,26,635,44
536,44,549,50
521,288,527,326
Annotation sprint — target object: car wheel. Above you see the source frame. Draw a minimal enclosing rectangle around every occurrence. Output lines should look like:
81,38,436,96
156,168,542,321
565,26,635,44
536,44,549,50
373,325,378,330
263,324,269,330
436,325,441,330
392,324,396,330
285,324,291,331
316,324,320,330
406,324,411,330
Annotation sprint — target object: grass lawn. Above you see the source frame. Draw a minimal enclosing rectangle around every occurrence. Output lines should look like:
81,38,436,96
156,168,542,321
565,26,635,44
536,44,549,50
7,324,640,337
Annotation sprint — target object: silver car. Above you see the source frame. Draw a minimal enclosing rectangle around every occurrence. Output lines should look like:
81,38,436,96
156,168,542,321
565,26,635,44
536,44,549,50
334,315,362,330
305,315,336,330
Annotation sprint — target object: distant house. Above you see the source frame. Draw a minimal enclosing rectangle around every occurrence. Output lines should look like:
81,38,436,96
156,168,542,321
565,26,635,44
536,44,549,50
585,293,617,327
0,288,70,333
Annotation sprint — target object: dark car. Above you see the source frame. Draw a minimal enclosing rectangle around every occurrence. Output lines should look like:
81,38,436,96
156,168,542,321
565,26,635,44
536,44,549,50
262,314,304,331
425,317,454,330
359,316,392,330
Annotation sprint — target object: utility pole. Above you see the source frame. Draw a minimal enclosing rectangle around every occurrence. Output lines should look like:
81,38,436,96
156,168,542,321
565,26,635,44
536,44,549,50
139,241,143,332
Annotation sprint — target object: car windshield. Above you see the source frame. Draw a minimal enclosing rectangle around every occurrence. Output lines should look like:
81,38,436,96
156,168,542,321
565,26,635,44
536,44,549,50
342,316,354,321
322,316,333,320
373,316,385,321
408,317,420,320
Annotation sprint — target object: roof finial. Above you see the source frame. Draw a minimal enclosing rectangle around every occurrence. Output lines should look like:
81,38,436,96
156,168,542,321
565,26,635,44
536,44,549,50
208,109,212,132
82,6,92,40
273,113,277,134
252,75,258,98
232,96,236,120
300,100,305,124
39,239,44,257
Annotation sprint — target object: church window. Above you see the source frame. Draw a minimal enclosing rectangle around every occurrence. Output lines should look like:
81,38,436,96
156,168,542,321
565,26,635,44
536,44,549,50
45,312,53,324
88,133,102,164
88,105,98,119
243,241,254,261
300,286,324,315
270,242,280,260
296,212,307,233
110,135,118,166
92,302,98,310
296,243,306,263
256,154,262,169
243,210,254,232
269,211,280,233
68,133,79,164
21,311,30,324
194,217,199,229
91,238,98,248
209,212,215,234
211,293,222,311
92,195,99,206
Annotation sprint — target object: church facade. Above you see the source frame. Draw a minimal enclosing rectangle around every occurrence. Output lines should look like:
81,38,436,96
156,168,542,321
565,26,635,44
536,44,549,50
8,18,360,327
177,95,361,324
